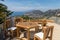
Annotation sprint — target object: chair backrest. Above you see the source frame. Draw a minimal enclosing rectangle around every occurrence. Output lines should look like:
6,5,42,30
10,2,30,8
43,26,54,40
6,19,11,28
15,17,23,23
47,20,54,23
38,19,47,26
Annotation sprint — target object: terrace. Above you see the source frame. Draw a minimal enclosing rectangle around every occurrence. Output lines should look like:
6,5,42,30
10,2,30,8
0,17,60,40
0,0,60,40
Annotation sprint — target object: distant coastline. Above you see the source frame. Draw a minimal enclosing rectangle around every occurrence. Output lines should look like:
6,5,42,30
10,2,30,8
11,11,25,16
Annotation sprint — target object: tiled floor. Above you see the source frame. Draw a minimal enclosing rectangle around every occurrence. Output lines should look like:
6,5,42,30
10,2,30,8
51,23,60,40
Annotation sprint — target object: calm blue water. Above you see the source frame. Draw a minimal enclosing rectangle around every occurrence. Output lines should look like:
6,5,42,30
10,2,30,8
10,11,25,26
11,11,25,16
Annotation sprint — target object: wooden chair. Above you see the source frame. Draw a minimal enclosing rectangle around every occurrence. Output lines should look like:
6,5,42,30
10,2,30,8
15,18,27,39
34,26,54,40
5,19,17,38
16,28,27,40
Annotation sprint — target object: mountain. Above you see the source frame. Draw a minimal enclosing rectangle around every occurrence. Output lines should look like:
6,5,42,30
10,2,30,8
24,9,60,19
44,9,60,17
11,9,60,18
24,10,44,18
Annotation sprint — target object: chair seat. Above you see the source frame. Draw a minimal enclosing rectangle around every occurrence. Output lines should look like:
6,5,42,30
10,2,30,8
35,32,44,40
8,27,17,30
21,38,27,40
38,24,42,27
30,28,35,31
38,24,42,29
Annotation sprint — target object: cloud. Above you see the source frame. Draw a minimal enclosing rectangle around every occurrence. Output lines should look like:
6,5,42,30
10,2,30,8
8,5,50,11
1,0,60,12
6,2,42,11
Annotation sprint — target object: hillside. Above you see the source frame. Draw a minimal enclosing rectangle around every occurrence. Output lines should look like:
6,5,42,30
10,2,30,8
24,9,60,19
24,10,44,18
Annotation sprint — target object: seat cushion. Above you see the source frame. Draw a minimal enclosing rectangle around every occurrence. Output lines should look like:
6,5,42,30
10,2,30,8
38,24,42,27
10,27,17,30
29,28,35,31
38,24,42,29
8,27,17,30
35,32,44,40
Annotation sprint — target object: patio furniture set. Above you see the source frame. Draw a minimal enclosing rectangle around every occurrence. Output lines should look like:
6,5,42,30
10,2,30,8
5,18,54,40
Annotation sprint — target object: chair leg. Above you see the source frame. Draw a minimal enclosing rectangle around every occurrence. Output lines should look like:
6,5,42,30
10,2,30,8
34,36,36,40
34,36,39,40
49,37,52,40
49,27,54,40
49,34,53,40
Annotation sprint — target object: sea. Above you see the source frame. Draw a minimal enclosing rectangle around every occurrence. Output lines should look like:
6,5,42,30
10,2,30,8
10,11,25,26
11,11,25,16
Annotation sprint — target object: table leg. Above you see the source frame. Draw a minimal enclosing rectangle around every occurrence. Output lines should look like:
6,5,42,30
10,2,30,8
11,30,13,38
35,26,39,33
17,27,19,37
27,29,30,40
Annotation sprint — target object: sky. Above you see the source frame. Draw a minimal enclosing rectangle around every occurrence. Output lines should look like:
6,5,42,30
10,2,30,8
0,0,60,12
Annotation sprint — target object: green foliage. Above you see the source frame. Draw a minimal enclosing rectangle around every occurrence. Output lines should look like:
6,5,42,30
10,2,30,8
20,15,32,20
0,3,13,24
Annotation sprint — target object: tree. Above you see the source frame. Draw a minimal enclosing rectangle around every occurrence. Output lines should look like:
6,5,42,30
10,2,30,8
20,15,33,20
0,3,13,24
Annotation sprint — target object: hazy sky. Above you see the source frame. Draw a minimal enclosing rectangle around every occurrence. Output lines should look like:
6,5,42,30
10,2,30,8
0,0,60,11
